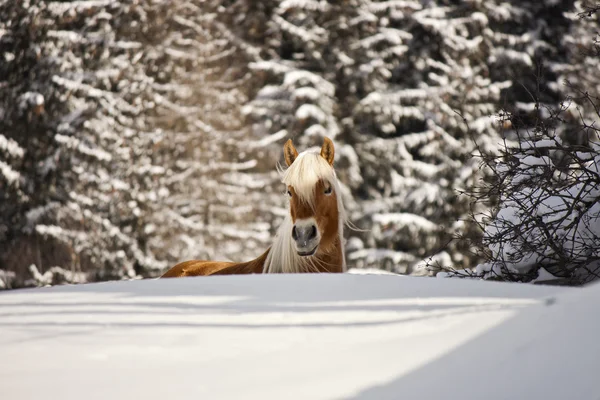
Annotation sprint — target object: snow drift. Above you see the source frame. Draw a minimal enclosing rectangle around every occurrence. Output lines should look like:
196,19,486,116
0,273,597,399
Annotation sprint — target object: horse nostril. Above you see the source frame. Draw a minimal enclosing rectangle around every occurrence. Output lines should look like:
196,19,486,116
292,226,298,240
309,225,317,239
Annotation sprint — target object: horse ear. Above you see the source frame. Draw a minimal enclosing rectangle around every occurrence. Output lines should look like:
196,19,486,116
320,137,335,166
284,139,299,166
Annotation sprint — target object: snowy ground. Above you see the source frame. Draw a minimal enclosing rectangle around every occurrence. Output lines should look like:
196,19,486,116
0,273,598,399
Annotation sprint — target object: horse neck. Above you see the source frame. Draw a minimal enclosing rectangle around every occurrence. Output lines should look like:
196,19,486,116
310,236,345,273
221,248,270,275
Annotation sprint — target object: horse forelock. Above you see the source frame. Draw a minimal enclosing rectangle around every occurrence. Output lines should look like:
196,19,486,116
281,152,337,209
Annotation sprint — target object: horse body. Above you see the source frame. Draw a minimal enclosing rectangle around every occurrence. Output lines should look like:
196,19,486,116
161,249,270,277
161,137,346,278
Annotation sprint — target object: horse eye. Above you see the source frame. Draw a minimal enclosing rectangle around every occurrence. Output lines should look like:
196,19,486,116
287,190,292,197
324,185,332,195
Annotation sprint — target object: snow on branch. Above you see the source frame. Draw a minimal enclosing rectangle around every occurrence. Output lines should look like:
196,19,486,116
462,101,600,284
278,0,331,12
0,134,24,159
54,134,112,162
52,76,141,115
367,0,423,13
46,0,117,16
0,160,20,186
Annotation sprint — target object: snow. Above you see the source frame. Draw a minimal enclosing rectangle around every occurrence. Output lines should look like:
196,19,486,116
519,155,553,167
347,248,416,273
272,14,327,44
373,212,438,232
0,160,20,186
283,70,336,98
519,138,558,150
55,134,113,162
18,91,45,111
367,0,423,13
0,134,24,159
295,103,327,123
278,0,331,12
479,137,600,282
347,267,401,275
2,274,598,399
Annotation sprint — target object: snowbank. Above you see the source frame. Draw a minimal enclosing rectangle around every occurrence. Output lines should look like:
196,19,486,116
0,274,596,399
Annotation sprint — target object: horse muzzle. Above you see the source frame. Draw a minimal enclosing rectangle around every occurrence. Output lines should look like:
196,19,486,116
292,220,320,256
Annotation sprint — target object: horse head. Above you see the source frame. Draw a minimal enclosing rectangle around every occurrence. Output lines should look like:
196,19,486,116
282,138,344,261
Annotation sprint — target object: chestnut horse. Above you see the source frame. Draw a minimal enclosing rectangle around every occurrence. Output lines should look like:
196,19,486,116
161,137,347,278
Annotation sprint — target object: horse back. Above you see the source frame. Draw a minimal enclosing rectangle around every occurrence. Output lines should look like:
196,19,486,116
161,248,270,278
161,260,236,278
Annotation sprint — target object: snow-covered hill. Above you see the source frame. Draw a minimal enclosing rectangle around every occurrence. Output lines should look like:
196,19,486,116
1,274,597,399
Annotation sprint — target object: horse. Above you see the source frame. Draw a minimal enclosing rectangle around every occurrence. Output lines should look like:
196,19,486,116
161,137,347,278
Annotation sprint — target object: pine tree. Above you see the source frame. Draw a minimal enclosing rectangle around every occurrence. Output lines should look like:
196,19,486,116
2,0,598,288
0,0,281,288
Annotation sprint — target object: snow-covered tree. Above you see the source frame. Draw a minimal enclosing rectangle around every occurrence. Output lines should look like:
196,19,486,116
445,2,600,285
241,0,600,275
2,0,599,288
0,0,282,288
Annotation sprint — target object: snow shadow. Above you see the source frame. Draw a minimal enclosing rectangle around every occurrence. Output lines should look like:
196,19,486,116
343,281,598,400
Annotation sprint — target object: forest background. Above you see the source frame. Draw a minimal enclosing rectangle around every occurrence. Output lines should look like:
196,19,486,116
1,0,599,289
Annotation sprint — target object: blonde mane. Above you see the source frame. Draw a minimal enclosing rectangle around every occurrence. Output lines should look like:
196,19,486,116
263,150,347,273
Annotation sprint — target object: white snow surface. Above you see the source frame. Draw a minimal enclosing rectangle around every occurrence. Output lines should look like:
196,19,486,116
0,274,598,400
